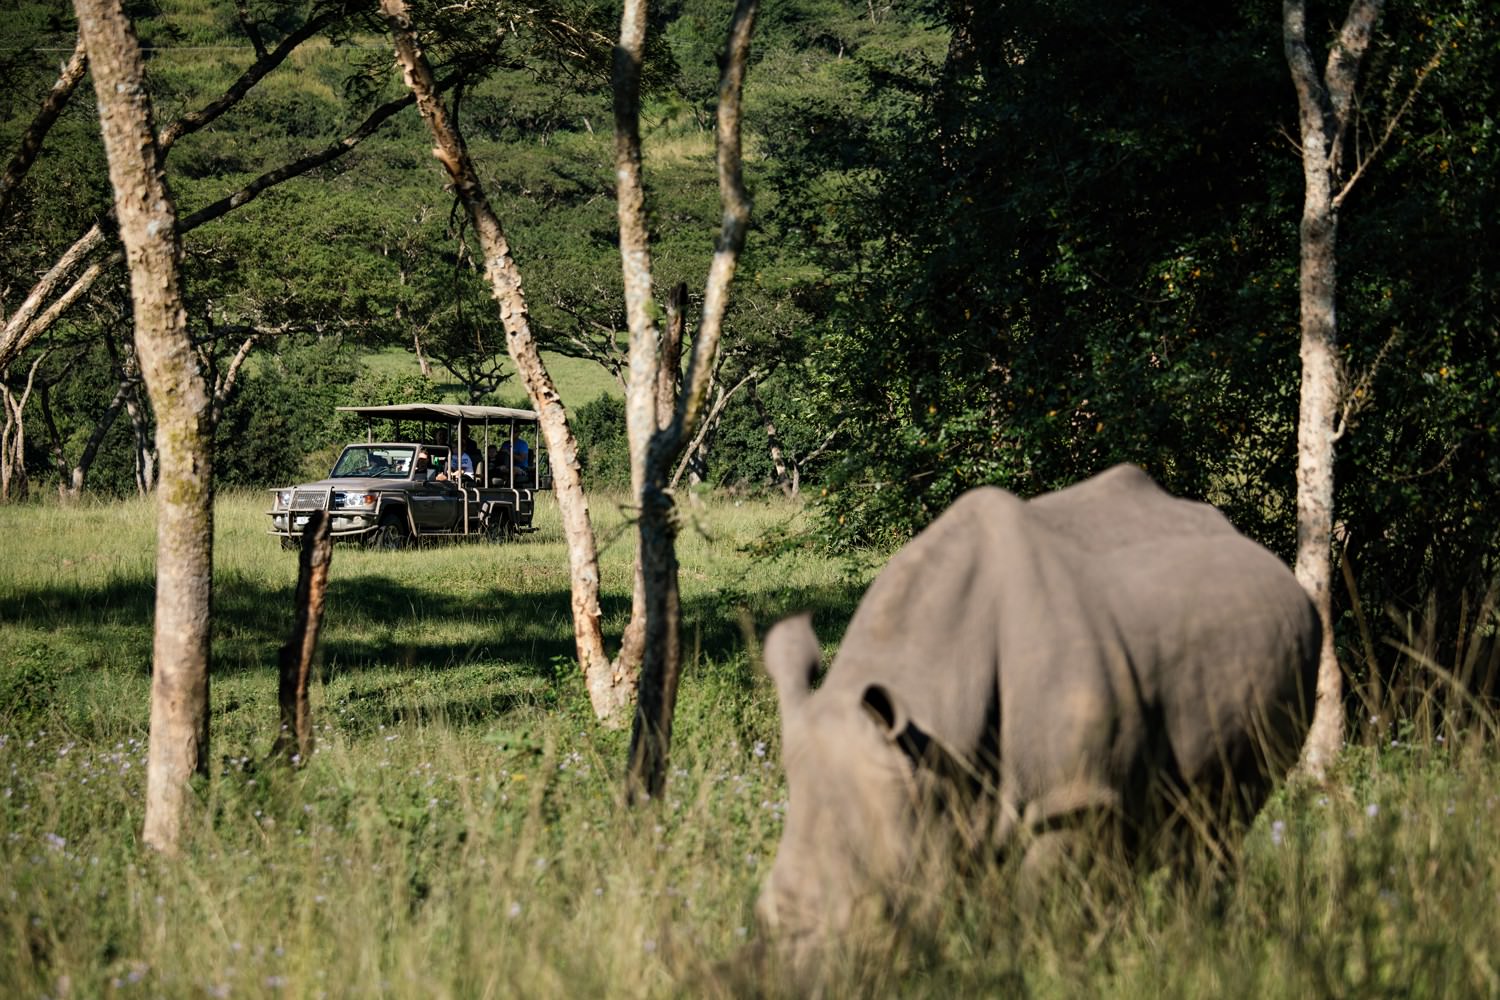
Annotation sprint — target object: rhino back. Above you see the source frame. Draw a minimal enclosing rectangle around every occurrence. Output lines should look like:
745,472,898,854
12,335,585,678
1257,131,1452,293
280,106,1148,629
818,464,1317,830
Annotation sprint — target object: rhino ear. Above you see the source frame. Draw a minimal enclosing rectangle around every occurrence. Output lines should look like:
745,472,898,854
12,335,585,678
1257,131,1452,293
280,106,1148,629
861,683,909,741
763,613,821,711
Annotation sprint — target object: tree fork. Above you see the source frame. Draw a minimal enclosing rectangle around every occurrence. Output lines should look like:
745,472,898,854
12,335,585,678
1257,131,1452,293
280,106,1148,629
1283,0,1383,779
623,0,759,799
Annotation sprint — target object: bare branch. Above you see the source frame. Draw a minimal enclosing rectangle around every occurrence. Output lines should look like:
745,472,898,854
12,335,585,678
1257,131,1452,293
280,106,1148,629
234,0,269,60
1333,325,1402,439
0,223,108,372
665,0,758,452
214,333,260,408
158,8,342,152
1334,36,1447,208
179,83,435,230
1325,0,1383,134
0,34,88,220
669,368,755,489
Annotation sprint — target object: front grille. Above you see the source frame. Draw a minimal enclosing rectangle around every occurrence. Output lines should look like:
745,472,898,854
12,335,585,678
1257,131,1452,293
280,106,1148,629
291,490,328,511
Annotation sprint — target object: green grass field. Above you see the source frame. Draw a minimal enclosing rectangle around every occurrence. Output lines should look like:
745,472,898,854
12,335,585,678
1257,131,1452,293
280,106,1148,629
361,346,624,407
2,493,1498,997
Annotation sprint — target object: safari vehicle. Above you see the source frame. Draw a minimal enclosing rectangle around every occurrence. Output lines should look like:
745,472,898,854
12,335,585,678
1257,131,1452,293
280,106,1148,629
268,403,549,549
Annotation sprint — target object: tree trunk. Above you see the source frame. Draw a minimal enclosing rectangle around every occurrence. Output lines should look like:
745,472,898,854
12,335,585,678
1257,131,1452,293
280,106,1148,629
78,0,215,854
626,0,759,800
40,375,130,500
124,381,156,494
747,376,793,497
382,0,633,725
1283,0,1383,779
0,354,45,502
657,283,686,430
273,510,331,765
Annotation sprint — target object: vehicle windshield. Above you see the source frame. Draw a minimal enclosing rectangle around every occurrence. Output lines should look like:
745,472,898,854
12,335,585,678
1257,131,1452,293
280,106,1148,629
330,445,415,479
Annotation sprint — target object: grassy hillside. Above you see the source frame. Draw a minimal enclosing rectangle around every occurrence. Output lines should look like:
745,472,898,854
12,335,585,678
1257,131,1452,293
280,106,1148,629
3,495,1499,996
361,346,624,406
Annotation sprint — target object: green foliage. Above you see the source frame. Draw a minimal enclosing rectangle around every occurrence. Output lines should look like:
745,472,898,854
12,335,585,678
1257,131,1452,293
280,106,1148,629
799,2,1498,692
569,393,630,489
214,338,362,487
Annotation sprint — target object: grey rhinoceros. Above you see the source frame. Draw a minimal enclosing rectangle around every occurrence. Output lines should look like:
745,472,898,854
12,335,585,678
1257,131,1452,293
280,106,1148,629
757,465,1320,952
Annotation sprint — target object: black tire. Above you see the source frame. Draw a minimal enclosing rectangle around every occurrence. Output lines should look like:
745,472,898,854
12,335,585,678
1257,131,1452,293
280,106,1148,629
485,507,515,543
367,511,410,550
280,536,299,552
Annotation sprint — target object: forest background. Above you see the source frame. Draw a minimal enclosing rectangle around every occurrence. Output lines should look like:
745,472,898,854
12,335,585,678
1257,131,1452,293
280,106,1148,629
2,0,1498,782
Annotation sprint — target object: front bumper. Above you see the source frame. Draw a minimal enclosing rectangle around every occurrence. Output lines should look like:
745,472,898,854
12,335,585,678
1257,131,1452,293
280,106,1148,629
268,510,380,539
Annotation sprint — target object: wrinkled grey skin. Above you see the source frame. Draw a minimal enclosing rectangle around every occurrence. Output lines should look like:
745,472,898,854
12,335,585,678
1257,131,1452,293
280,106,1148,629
758,465,1320,958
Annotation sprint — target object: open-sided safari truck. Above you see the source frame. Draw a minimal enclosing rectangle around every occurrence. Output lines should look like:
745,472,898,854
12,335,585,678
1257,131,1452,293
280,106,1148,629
268,403,550,549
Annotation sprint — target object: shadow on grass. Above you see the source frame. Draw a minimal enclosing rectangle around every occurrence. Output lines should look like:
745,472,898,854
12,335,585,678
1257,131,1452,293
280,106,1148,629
0,558,867,690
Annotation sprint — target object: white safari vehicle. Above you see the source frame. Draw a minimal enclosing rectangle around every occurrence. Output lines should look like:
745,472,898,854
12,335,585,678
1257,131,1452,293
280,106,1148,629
268,403,549,549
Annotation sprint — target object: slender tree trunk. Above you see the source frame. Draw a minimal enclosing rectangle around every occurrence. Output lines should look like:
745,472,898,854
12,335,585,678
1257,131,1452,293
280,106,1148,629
273,510,331,765
124,381,155,494
0,354,45,502
747,376,793,497
609,0,663,685
657,283,686,429
40,376,130,499
78,0,214,854
1283,0,1382,779
626,0,759,800
382,0,633,724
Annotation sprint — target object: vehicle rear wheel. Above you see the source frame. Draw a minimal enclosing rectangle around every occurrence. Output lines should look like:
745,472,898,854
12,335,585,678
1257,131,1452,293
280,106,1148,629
485,507,515,542
367,511,409,550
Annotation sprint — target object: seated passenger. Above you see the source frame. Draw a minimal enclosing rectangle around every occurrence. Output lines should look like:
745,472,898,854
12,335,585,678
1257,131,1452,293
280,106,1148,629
511,437,532,481
459,433,480,481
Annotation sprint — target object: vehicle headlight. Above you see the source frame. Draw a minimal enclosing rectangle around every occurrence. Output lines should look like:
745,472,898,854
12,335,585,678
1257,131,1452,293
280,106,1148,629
335,491,376,509
276,490,292,509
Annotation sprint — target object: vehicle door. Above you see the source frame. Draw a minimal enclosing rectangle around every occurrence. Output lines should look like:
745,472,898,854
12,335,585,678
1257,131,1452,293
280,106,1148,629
409,448,462,529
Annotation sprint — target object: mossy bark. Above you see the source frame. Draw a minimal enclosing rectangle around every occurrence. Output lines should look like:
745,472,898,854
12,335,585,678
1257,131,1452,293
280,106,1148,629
77,0,214,854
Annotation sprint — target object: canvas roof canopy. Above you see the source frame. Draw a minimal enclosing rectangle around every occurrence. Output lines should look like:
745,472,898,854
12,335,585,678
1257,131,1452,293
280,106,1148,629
336,403,539,423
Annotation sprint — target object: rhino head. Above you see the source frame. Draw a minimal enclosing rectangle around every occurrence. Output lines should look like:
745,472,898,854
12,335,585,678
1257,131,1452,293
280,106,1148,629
757,614,920,964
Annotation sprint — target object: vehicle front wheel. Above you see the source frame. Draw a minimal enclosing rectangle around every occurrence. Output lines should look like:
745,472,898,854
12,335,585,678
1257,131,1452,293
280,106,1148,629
367,511,410,550
280,536,299,551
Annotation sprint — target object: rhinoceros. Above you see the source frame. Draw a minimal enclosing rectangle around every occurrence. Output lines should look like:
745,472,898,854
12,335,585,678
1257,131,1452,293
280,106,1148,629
757,465,1319,951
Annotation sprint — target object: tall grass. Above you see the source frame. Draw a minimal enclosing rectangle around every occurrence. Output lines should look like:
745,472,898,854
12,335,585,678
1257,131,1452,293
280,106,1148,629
2,492,1498,997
